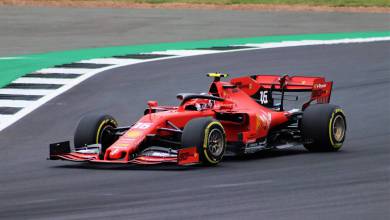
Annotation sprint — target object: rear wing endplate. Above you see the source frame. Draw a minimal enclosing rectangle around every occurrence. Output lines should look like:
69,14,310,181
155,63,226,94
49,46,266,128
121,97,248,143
231,74,333,109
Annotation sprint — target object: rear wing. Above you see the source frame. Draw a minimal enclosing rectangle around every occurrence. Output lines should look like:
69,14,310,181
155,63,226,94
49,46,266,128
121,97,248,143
230,75,333,110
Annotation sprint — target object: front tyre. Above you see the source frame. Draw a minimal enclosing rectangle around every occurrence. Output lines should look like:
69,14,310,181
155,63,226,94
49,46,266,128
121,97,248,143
181,117,226,166
74,114,119,157
302,104,346,152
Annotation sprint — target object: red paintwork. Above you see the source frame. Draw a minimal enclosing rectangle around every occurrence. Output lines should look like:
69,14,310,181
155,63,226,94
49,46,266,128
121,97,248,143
178,147,199,165
52,74,332,165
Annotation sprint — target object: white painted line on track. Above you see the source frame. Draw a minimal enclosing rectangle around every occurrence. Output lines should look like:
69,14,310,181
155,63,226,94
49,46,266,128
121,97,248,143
0,115,13,123
0,89,53,96
36,68,90,74
150,50,220,56
0,57,25,60
0,100,35,108
0,65,123,131
243,37,390,48
79,58,143,65
0,36,389,131
210,180,273,188
13,77,73,85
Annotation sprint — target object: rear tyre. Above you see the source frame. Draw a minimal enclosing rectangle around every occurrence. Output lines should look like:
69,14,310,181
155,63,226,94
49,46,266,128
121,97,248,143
181,117,226,166
74,114,119,157
302,104,346,152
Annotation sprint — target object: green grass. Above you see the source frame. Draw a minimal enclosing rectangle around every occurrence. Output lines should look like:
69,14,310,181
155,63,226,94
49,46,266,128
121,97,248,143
112,0,390,7
1,31,389,88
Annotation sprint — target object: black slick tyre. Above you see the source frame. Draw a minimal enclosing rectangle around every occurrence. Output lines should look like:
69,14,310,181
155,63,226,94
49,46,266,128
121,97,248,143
181,117,226,166
74,114,118,157
302,104,346,152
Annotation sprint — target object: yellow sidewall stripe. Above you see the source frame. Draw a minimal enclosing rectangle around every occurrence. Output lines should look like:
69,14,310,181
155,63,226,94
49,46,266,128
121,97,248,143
328,108,344,149
95,119,117,144
203,121,225,164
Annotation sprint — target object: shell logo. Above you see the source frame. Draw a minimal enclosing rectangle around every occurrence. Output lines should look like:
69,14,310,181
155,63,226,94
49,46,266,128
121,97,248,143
255,114,261,131
256,112,272,130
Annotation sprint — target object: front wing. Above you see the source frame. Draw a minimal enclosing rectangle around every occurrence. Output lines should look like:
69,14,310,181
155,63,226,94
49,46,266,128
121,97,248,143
49,141,199,166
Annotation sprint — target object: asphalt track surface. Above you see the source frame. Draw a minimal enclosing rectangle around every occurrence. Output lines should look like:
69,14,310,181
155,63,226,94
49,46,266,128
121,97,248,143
0,41,389,219
1,6,389,56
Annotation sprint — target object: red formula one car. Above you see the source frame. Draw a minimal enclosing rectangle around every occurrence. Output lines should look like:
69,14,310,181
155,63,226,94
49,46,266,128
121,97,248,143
49,73,346,166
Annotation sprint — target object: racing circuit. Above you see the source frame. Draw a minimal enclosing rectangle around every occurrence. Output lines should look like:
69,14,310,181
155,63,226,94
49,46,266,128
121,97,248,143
0,4,389,219
0,39,389,219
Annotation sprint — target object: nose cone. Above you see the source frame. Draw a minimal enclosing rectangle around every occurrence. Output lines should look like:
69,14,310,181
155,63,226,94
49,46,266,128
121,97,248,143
109,149,124,160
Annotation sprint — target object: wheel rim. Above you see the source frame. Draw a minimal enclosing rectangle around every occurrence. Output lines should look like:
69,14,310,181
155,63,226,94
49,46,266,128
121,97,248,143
332,115,345,142
100,125,116,148
207,128,224,157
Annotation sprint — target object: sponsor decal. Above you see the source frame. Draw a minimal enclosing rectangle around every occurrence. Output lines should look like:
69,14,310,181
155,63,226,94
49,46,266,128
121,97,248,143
313,83,327,89
120,137,137,141
116,143,129,147
257,112,272,130
132,122,152,129
127,130,141,138
255,115,261,131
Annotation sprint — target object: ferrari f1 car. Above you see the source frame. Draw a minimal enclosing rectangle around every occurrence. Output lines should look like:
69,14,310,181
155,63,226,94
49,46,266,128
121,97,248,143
49,73,346,166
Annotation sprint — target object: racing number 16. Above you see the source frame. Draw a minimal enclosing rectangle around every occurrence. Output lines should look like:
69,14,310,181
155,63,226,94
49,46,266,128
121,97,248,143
260,91,268,104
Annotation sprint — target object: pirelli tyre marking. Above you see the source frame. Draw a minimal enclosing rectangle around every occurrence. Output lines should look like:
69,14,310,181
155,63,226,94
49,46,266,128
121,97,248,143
329,108,346,148
203,121,226,164
96,119,118,144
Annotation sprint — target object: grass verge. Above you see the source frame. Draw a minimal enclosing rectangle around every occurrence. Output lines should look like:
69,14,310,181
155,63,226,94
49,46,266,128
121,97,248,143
0,31,389,89
1,0,390,11
120,0,390,7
